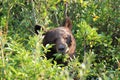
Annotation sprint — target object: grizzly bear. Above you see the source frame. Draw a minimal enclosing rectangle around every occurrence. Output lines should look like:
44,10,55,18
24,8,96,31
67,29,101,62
35,17,76,64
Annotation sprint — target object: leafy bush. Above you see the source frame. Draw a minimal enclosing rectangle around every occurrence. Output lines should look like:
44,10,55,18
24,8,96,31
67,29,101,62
0,0,120,80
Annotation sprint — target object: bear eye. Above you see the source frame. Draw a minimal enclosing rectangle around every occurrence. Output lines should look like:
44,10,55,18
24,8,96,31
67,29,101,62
66,35,72,47
53,38,57,42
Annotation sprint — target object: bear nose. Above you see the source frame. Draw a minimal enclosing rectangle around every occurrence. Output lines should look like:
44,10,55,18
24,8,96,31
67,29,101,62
58,44,66,53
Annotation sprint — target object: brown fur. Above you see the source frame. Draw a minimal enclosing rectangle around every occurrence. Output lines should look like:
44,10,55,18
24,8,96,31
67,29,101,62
35,17,76,64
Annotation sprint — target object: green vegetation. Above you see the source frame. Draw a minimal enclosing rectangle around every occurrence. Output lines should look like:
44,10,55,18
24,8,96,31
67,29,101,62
0,0,120,80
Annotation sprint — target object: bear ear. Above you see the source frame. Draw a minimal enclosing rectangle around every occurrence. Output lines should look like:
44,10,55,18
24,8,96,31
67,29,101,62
34,25,41,34
34,25,47,34
62,17,72,30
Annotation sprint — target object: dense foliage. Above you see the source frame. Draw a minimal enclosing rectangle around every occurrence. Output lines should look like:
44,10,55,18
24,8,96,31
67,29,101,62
0,0,120,80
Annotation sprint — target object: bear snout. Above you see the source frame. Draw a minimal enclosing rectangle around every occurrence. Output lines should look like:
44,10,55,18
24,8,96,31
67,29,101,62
57,44,68,53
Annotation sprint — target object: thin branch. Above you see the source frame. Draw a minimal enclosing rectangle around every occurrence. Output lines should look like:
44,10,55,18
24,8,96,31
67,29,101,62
31,0,37,25
65,1,68,17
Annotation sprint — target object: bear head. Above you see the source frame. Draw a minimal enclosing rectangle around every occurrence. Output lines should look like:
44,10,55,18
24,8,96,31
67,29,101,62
35,17,76,64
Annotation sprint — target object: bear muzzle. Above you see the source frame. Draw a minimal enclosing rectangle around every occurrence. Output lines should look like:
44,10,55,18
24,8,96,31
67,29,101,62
57,44,69,53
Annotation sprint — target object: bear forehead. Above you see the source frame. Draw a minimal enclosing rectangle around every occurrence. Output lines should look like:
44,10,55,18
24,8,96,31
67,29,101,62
47,27,72,37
